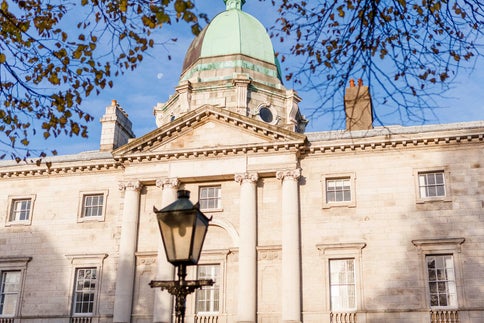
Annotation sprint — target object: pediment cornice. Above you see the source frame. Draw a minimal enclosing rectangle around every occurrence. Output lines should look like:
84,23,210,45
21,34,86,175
113,105,307,162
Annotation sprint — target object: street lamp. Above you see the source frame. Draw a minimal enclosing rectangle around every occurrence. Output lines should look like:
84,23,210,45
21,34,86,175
150,190,214,323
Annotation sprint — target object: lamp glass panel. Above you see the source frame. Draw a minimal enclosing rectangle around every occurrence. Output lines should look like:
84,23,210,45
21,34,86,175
191,215,209,263
158,210,196,263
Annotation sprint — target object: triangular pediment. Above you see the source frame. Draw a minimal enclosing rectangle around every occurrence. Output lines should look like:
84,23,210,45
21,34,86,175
151,119,269,151
113,105,306,158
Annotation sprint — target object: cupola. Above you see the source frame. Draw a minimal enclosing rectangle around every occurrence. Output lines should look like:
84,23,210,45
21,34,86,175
153,0,307,133
180,0,282,83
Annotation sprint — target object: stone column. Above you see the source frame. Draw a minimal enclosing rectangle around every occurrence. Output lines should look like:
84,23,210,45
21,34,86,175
234,172,258,323
113,180,142,323
153,178,180,322
276,169,302,323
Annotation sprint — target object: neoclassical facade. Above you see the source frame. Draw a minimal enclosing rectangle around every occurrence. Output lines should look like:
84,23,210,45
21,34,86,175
1,1,483,323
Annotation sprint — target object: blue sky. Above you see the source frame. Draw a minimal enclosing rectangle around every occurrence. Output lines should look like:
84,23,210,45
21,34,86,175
31,0,484,155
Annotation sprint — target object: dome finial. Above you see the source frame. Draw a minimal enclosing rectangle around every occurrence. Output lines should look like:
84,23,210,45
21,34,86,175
224,0,245,10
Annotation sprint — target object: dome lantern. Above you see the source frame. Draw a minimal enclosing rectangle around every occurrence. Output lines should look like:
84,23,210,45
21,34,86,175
224,0,246,10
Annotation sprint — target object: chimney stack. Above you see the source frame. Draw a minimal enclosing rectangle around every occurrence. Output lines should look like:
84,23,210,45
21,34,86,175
99,100,135,151
344,79,373,131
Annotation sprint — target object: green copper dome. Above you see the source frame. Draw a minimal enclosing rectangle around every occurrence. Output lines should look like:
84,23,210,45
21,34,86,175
181,0,281,81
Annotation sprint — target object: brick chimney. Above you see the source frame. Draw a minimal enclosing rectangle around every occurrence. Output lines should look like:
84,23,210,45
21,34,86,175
344,79,373,131
99,100,135,151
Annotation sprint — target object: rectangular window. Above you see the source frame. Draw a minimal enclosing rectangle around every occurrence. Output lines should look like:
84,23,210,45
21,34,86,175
9,199,32,222
329,259,356,311
326,178,351,203
419,171,446,198
196,264,220,313
199,187,222,210
72,268,97,315
0,271,21,316
426,255,457,308
82,194,104,218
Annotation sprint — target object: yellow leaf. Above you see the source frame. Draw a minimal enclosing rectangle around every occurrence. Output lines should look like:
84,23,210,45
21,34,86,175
0,53,6,63
120,0,128,12
1,0,8,12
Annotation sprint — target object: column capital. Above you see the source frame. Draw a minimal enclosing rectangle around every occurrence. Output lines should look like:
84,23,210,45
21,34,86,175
155,177,180,189
276,168,301,181
118,180,142,192
234,172,259,184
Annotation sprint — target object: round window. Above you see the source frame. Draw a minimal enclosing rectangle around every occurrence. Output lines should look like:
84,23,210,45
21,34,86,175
259,107,273,123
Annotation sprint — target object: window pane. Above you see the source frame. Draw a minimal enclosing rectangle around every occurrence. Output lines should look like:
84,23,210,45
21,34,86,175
435,173,444,184
326,178,351,203
419,172,446,198
436,186,446,196
9,199,32,222
199,187,221,210
329,259,356,311
73,268,97,314
0,271,21,316
426,255,457,308
83,194,104,217
196,265,220,313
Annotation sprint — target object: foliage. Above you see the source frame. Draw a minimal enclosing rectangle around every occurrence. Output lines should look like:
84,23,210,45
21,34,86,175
272,0,484,124
0,0,203,161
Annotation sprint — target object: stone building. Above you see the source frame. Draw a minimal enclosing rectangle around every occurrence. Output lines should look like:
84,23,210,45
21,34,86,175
1,1,483,322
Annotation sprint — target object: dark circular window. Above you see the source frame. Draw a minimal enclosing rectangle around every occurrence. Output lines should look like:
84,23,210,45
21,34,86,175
259,107,273,123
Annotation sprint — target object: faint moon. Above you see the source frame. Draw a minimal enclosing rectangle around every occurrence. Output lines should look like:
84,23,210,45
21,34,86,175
157,73,164,79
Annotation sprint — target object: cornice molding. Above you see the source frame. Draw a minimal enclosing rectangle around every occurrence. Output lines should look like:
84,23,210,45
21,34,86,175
0,126,482,178
306,132,484,154
0,161,121,179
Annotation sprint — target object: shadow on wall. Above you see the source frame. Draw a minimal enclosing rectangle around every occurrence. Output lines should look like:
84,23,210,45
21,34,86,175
356,146,484,322
0,223,117,321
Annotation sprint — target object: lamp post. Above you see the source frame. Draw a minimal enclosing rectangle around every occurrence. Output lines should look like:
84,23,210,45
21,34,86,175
150,190,214,323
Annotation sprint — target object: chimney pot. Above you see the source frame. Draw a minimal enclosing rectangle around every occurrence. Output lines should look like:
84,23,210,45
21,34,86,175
358,78,363,86
349,79,355,87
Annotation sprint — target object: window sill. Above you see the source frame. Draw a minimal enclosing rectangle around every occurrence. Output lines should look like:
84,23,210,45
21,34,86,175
416,196,452,204
5,221,31,227
77,216,105,223
322,201,356,209
200,208,223,213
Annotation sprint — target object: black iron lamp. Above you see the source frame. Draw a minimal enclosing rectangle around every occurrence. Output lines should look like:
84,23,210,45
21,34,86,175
150,190,214,323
